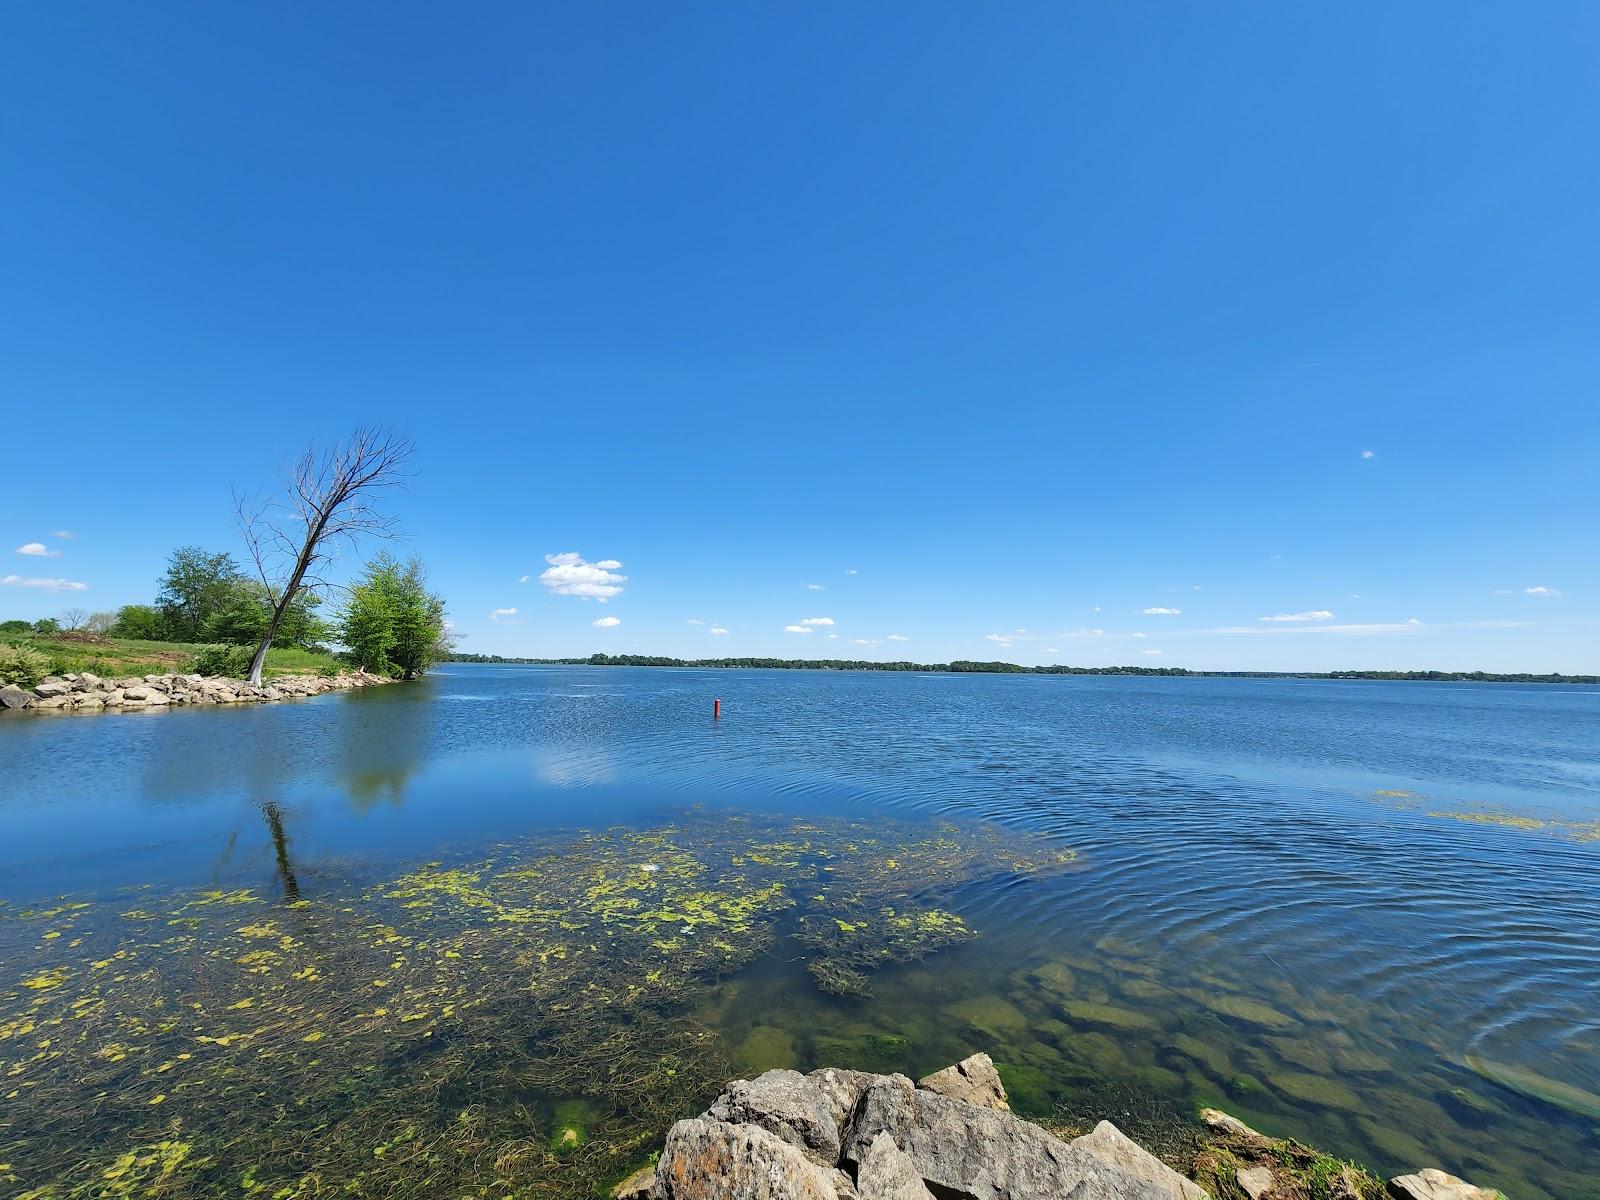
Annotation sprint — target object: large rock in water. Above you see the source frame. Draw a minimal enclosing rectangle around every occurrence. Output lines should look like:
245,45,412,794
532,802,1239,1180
0,684,32,709
846,1084,1204,1200
1387,1168,1504,1200
916,1053,1008,1111
654,1118,843,1200
707,1070,842,1167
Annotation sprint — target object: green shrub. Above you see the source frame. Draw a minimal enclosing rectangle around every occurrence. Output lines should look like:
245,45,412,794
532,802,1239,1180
191,643,254,678
0,643,53,688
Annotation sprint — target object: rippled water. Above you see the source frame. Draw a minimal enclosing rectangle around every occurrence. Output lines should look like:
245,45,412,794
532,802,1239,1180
3,665,1598,1196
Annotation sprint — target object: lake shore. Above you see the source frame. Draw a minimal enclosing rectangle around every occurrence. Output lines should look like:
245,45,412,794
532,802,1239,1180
631,1054,1503,1200
0,668,390,712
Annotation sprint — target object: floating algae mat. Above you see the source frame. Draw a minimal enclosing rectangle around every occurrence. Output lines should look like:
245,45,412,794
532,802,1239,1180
0,811,1074,1199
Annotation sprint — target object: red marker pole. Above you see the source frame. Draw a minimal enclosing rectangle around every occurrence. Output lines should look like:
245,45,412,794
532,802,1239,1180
713,699,721,720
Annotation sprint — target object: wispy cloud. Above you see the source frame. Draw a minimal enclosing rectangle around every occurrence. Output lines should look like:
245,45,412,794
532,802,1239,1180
2,575,86,591
539,552,626,601
850,637,879,646
490,607,519,623
592,615,620,628
1258,610,1334,622
1142,650,1163,656
50,530,76,540
844,569,858,576
1177,619,1529,638
800,616,834,626
1524,586,1563,597
1142,607,1181,615
886,634,909,642
687,618,706,625
805,583,824,591
984,633,1013,648
1044,647,1060,654
783,624,812,634
709,625,729,635
1361,449,1376,460
517,574,531,583
15,543,60,558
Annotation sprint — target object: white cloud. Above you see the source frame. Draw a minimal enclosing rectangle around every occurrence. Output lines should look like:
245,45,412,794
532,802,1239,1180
1142,650,1163,656
826,633,838,639
518,574,531,583
592,615,621,628
850,637,879,646
805,583,824,591
1361,449,1376,459
709,625,729,635
15,543,59,557
1407,617,1421,625
886,634,909,642
1174,619,1531,638
50,530,76,540
2,575,87,591
1142,607,1181,615
1524,586,1563,597
800,616,834,626
539,552,627,601
1045,647,1060,654
1132,632,1147,639
844,569,858,575
984,633,1013,648
687,618,706,625
783,625,812,634
1092,606,1101,613
1257,610,1334,622
490,607,518,622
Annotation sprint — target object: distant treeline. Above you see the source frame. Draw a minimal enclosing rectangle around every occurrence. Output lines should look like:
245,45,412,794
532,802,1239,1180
440,652,1600,684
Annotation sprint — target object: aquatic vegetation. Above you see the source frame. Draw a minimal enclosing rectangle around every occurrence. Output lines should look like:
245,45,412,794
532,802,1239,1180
0,810,1072,1199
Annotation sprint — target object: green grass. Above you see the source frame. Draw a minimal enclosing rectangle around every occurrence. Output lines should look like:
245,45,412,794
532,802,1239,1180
2,634,343,680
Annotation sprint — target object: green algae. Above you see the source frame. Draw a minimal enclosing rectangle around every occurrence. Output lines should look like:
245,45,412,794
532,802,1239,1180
943,995,1030,1035
0,810,1073,1200
734,1025,798,1074
1465,1053,1600,1119
1059,999,1159,1032
1207,995,1298,1032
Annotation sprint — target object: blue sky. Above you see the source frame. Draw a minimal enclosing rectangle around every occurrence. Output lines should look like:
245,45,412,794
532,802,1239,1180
4,3,1598,671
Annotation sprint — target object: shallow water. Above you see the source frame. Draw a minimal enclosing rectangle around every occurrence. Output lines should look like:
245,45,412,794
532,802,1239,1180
2,666,1598,1197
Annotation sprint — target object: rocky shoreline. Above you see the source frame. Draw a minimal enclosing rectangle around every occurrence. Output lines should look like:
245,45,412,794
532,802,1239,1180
0,668,389,713
620,1053,1503,1200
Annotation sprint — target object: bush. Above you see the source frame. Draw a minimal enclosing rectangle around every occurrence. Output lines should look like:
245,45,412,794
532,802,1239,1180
109,604,167,641
191,644,254,678
0,643,53,688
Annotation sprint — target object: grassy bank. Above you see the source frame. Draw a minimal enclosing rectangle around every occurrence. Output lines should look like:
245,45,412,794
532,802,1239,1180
3,632,342,680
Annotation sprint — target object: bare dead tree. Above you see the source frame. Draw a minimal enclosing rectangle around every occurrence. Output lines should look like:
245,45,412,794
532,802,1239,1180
236,427,414,685
60,607,89,631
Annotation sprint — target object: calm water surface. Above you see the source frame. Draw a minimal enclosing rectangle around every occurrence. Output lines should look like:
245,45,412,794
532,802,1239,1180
3,665,1598,1196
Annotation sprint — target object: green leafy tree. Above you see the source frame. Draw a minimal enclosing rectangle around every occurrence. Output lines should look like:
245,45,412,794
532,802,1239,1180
32,618,60,635
156,547,243,642
109,604,167,640
337,554,450,679
0,619,30,635
202,582,327,648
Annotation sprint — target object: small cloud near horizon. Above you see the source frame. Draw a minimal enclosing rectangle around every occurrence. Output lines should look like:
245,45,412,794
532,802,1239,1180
783,625,812,634
1524,586,1563,597
539,552,626,601
800,616,834,626
805,582,824,591
709,625,729,635
886,634,909,642
592,615,620,628
1258,610,1334,622
15,542,60,558
2,575,87,591
1142,650,1163,656
1142,607,1181,615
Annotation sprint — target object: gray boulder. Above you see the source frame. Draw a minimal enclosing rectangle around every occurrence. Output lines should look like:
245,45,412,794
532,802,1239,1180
1387,1169,1503,1200
1236,1165,1274,1200
917,1053,1008,1111
122,686,150,700
840,1076,916,1166
654,1117,841,1200
0,684,33,709
808,1067,882,1130
1069,1121,1206,1200
612,1164,657,1199
34,679,70,698
856,1132,934,1200
707,1070,842,1167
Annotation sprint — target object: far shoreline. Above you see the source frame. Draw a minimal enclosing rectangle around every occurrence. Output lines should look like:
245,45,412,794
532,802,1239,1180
441,654,1600,686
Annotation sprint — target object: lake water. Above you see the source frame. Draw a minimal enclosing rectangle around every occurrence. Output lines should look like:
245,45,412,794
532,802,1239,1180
2,665,1598,1198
